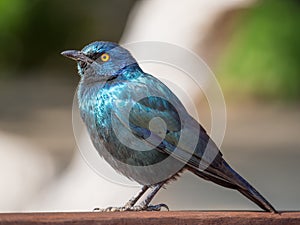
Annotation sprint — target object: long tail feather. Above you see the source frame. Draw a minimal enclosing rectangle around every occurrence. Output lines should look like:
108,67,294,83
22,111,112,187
222,160,277,213
191,158,277,213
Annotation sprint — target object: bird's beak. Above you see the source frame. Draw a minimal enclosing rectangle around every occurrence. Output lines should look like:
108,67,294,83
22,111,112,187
61,50,93,64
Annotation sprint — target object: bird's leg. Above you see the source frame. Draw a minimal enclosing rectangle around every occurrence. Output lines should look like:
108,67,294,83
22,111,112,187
94,183,168,212
93,185,149,212
129,182,169,211
123,185,149,208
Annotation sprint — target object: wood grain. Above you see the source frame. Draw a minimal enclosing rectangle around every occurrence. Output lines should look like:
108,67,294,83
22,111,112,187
0,211,299,225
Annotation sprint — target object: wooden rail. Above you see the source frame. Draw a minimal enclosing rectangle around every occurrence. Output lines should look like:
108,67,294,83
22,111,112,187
0,211,299,225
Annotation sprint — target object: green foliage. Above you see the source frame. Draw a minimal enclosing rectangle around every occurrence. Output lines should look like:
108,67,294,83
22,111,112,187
218,0,300,100
0,0,136,75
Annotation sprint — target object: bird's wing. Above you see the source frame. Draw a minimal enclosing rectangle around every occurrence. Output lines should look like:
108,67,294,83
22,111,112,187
127,95,182,132
111,99,230,185
111,75,225,178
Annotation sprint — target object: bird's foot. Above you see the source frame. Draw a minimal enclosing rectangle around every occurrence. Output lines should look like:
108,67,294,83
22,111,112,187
127,203,169,211
93,206,127,212
145,203,169,211
93,203,169,212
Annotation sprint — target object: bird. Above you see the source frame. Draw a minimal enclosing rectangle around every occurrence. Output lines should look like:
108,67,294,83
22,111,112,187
61,41,277,213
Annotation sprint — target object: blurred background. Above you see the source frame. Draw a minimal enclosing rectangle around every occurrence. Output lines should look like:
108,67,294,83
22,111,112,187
0,0,299,212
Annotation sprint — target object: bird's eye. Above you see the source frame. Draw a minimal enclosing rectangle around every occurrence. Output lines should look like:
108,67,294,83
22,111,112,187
100,53,110,62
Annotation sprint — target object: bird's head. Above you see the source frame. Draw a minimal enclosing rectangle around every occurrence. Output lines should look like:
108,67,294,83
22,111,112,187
61,41,139,81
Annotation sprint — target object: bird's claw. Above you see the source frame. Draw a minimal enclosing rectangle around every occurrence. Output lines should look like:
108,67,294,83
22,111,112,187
146,203,169,211
93,203,169,212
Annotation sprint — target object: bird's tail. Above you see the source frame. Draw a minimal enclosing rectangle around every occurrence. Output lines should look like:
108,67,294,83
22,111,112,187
192,158,277,213
223,160,277,213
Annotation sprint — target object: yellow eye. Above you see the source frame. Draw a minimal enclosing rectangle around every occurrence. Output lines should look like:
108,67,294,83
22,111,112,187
100,53,110,62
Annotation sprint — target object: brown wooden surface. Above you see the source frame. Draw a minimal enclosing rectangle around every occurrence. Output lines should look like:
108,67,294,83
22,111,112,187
0,211,299,225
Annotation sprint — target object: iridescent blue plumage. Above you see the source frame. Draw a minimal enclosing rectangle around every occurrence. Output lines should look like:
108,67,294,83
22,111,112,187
61,41,277,212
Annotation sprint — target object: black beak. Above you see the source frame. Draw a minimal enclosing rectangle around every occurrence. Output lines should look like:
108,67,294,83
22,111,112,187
61,50,93,63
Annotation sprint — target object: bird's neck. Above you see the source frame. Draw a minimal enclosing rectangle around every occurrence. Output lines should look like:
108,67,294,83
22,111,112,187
80,63,143,87
115,63,144,81
78,63,144,114
78,63,144,110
